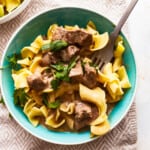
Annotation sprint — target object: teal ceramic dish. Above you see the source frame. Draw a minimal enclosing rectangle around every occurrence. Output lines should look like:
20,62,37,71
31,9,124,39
0,7,137,145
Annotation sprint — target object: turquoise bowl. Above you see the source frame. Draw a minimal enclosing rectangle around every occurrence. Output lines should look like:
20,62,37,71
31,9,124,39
0,7,137,145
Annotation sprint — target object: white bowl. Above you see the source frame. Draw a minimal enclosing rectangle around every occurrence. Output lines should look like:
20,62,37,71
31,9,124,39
0,0,31,24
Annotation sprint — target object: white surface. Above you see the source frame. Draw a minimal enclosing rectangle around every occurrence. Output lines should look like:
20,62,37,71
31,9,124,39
129,0,150,149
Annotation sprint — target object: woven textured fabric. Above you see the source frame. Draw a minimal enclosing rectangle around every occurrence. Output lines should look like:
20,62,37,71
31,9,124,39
0,0,137,149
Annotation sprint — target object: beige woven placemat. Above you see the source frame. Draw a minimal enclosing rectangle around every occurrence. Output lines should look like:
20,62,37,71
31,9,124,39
0,0,137,149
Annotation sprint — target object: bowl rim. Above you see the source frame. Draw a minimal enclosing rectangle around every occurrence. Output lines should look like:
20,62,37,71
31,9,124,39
0,6,137,145
0,0,31,24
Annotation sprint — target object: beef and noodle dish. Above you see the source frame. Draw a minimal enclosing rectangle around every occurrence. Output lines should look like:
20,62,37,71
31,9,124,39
9,21,131,137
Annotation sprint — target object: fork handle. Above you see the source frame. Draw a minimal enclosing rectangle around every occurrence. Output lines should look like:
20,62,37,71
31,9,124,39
111,0,138,40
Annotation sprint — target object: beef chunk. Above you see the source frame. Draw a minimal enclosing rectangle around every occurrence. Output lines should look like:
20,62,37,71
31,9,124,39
52,27,93,48
60,45,80,62
74,101,92,130
66,30,93,48
69,61,83,78
82,63,97,88
27,73,48,91
91,106,99,121
75,101,92,120
52,27,67,41
71,63,97,89
60,91,75,102
74,101,99,130
40,52,58,66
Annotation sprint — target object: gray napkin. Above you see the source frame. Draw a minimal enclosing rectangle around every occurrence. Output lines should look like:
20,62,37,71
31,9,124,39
0,0,137,149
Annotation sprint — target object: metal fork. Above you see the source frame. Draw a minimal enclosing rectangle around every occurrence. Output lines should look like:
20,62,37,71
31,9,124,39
92,0,138,70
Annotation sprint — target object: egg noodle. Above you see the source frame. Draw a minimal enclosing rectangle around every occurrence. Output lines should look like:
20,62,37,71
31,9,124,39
0,0,23,17
11,21,131,137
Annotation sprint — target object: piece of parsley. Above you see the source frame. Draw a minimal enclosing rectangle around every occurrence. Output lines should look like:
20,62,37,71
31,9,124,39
41,40,68,52
7,53,21,70
42,93,60,109
67,56,78,71
14,88,29,107
51,63,66,71
42,93,49,106
9,113,13,119
0,97,5,105
55,69,68,80
50,57,78,90
51,63,68,82
51,79,60,90
48,100,60,109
